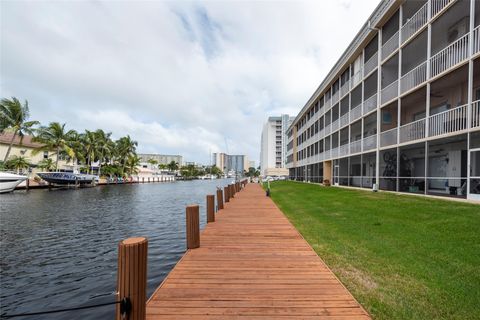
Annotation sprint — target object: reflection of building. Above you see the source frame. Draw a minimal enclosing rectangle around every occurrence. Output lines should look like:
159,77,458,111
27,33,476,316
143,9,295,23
286,0,480,201
260,115,294,176
138,154,183,166
212,153,248,174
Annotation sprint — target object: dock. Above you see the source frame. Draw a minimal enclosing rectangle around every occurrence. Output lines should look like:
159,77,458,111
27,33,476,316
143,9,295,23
145,183,370,319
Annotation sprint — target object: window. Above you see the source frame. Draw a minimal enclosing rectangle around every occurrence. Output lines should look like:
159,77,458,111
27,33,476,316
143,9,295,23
43,151,48,159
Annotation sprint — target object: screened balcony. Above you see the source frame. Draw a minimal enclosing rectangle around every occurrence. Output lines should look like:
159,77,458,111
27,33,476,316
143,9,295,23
363,71,378,114
350,85,362,122
381,9,400,61
363,112,377,152
350,120,362,154
400,30,427,94
381,53,399,105
380,102,398,147
399,87,426,143
364,34,379,77
340,96,350,128
401,0,428,44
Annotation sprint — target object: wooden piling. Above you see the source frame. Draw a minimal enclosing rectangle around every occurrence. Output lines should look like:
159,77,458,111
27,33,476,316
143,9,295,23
224,186,230,202
206,195,215,223
116,237,148,320
216,188,224,210
186,205,200,249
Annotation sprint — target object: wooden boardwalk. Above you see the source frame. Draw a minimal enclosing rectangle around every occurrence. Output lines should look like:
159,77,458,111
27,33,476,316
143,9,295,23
146,183,370,319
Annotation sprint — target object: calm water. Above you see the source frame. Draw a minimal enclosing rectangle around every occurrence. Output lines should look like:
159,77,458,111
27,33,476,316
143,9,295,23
0,179,232,319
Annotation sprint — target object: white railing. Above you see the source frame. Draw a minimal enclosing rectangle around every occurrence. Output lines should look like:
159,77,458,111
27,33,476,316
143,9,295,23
332,91,340,105
474,26,480,55
325,123,331,135
350,140,362,154
331,119,339,132
319,128,324,138
325,97,331,109
429,104,468,137
351,103,362,121
364,94,377,114
331,147,339,159
340,112,349,127
380,127,398,147
340,80,350,96
382,31,399,60
381,80,398,105
473,100,480,129
339,144,349,157
352,70,362,87
400,60,427,94
431,0,454,18
363,134,377,151
401,2,428,43
430,33,469,78
399,118,425,143
364,52,378,77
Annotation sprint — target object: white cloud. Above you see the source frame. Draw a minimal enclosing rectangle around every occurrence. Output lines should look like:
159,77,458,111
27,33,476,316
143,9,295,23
0,0,380,164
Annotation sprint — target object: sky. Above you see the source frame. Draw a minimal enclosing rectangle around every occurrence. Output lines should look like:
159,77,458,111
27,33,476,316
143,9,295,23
1,0,380,165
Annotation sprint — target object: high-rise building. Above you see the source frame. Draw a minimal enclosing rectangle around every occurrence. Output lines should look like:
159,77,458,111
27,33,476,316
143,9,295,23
286,0,480,201
212,153,248,174
138,154,183,166
260,115,295,176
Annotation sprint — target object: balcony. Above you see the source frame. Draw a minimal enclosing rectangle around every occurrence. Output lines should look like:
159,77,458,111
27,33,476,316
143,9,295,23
430,33,469,78
380,128,398,147
352,70,362,88
350,140,362,154
340,112,349,128
332,91,340,105
325,97,331,109
431,0,454,18
363,134,377,151
473,100,480,129
399,118,426,143
401,2,428,44
400,61,427,94
339,144,349,157
364,52,378,77
428,104,467,137
381,80,398,105
330,147,339,159
382,31,399,61
331,119,340,132
340,80,350,97
324,123,332,136
364,94,377,114
474,26,480,55
351,103,362,121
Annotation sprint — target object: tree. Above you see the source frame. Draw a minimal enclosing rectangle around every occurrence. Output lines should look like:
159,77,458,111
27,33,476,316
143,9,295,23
37,158,55,172
115,135,137,174
158,163,167,170
125,154,140,175
245,167,260,177
33,122,76,171
0,97,40,162
167,161,179,172
5,155,31,174
147,158,158,168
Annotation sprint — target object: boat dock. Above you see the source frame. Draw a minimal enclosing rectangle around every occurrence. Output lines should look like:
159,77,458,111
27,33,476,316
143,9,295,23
145,183,370,319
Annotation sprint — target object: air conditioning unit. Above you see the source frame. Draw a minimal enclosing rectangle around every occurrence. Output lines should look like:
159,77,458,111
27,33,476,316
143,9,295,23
447,16,469,43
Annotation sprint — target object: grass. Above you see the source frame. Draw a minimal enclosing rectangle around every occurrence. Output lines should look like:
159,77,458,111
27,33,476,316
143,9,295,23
267,181,480,320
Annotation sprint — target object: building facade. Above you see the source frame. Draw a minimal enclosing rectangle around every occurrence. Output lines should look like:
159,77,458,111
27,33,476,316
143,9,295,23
212,153,249,174
260,115,295,176
138,154,183,166
287,0,480,201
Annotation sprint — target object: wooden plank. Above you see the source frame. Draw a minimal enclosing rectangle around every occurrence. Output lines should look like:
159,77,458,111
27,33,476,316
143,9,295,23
146,184,370,319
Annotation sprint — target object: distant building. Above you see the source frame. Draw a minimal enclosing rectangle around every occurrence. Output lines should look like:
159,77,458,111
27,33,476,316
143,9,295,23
212,153,248,174
260,114,295,176
249,160,256,169
138,154,183,166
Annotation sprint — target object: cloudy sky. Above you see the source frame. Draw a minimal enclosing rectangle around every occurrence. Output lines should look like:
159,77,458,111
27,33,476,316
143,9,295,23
1,0,379,165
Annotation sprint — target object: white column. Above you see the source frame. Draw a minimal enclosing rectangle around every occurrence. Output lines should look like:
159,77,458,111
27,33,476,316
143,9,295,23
376,29,382,188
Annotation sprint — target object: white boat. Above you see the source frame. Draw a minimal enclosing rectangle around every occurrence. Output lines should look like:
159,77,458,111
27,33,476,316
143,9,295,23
0,172,28,193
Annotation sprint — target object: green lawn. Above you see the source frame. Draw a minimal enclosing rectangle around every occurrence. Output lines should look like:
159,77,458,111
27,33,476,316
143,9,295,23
267,181,480,320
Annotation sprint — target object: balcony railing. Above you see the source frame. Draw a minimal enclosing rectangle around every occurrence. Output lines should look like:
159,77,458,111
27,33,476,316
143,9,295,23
325,97,331,109
429,104,468,137
339,144,349,157
400,60,427,94
430,33,469,78
340,80,350,97
352,70,362,87
351,103,362,121
364,52,378,77
364,94,377,114
325,123,332,135
380,127,398,147
331,119,340,132
381,80,398,105
473,100,480,129
431,0,454,18
331,147,339,159
382,30,399,60
474,26,480,55
340,112,349,128
401,2,428,43
363,134,377,151
350,140,362,154
399,118,425,143
332,91,340,105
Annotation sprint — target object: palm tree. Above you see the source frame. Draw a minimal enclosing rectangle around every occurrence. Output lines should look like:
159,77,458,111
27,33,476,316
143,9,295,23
33,122,76,171
37,158,55,172
125,154,140,175
5,155,31,174
147,158,158,168
65,130,84,173
0,97,40,162
167,161,179,172
116,135,137,174
94,129,114,176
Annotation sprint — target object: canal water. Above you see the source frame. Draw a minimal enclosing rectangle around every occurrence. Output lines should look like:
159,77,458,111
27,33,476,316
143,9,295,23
0,179,233,319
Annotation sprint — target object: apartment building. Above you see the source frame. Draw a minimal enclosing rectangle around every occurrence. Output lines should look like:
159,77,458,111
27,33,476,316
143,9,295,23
260,115,295,176
138,154,183,166
286,0,480,200
212,153,249,174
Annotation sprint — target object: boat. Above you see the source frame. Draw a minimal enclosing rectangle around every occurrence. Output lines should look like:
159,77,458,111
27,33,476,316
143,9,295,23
36,172,99,186
0,172,28,193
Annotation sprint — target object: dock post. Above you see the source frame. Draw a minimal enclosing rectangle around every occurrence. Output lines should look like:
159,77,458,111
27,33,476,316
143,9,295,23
224,186,230,202
206,195,215,223
186,205,200,249
216,189,224,210
116,237,148,320
230,184,235,198
142,177,144,183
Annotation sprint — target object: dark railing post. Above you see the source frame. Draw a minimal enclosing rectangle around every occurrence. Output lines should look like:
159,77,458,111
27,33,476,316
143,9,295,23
206,195,215,223
224,186,230,203
186,205,200,249
216,189,224,210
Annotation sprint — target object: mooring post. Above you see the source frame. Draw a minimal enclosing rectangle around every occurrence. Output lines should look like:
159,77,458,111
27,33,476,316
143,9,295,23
206,195,215,223
186,205,200,249
224,186,230,203
230,184,235,198
216,188,224,210
116,237,148,320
